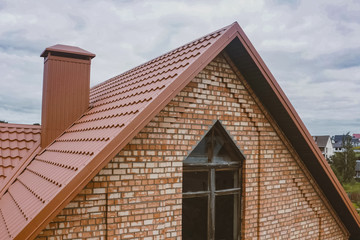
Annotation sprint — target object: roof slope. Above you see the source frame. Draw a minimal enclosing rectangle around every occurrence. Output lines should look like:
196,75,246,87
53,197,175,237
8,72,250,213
0,22,359,239
313,135,330,148
0,23,235,240
0,123,40,186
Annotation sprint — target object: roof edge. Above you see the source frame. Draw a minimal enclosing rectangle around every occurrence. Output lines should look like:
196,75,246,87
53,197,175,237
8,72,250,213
229,24,360,233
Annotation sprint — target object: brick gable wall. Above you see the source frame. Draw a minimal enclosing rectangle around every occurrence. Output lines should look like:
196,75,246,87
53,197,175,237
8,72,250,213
36,53,348,239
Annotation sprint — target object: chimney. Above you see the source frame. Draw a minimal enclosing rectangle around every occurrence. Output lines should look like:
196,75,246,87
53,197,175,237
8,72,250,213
40,44,95,148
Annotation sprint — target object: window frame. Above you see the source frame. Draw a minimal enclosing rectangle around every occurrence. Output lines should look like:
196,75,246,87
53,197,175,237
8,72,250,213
182,121,244,240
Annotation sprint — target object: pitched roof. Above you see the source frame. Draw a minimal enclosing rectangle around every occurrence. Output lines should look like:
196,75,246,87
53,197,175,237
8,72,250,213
354,134,360,139
313,135,330,148
332,135,359,148
333,141,343,148
334,134,345,143
0,123,40,187
0,22,359,239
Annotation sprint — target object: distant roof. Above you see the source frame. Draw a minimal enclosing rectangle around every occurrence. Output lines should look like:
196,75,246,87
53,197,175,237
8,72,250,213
0,123,40,186
332,135,359,148
333,141,343,148
334,135,344,142
0,22,359,239
313,135,330,148
353,134,360,139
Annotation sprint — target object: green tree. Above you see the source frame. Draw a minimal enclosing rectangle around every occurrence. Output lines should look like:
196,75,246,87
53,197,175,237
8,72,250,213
331,133,356,183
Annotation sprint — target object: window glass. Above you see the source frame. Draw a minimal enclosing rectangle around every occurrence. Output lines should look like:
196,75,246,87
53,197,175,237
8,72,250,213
184,134,211,164
215,194,235,239
183,171,209,192
182,197,208,240
216,170,236,190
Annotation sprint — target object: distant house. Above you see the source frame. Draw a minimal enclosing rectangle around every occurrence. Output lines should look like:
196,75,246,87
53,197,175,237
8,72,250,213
353,134,360,140
333,140,343,152
333,134,360,152
312,135,334,160
0,22,359,239
354,138,360,147
356,160,360,179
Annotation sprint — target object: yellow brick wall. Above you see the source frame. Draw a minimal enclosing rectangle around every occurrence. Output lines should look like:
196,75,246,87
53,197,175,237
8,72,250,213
36,53,348,239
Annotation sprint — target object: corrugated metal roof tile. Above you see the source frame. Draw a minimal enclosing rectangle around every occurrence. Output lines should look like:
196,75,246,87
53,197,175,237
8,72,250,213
1,193,27,237
0,123,41,187
0,208,11,240
9,181,43,218
18,171,60,203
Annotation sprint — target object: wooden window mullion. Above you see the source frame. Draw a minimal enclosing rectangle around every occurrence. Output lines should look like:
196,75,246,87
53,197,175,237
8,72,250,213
209,129,215,240
209,167,215,240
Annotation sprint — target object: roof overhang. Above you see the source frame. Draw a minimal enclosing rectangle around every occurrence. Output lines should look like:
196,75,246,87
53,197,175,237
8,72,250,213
223,28,360,238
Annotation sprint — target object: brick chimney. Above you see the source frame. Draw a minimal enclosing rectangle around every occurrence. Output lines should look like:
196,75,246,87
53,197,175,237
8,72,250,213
40,44,95,148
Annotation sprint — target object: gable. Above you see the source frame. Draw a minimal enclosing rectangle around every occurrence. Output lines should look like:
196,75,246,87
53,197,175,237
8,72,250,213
38,54,347,239
224,37,360,237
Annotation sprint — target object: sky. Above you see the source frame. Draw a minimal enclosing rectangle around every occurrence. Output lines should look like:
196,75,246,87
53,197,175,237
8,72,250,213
0,0,359,136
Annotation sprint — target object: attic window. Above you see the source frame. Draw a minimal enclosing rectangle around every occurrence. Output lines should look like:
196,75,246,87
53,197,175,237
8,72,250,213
182,121,244,240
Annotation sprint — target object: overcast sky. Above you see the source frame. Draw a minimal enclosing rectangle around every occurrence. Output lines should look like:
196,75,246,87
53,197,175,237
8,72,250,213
0,0,359,136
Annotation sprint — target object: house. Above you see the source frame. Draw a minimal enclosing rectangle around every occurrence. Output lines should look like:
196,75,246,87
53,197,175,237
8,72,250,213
0,22,359,239
356,160,360,180
333,134,360,152
313,135,334,160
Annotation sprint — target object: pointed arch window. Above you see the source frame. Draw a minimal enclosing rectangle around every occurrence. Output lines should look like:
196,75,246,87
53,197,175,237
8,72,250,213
182,121,245,240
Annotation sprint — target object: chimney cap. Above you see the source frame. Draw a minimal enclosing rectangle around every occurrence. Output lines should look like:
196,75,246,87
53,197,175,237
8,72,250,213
40,44,96,59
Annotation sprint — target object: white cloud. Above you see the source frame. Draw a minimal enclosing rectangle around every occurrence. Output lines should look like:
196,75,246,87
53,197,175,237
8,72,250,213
0,0,359,135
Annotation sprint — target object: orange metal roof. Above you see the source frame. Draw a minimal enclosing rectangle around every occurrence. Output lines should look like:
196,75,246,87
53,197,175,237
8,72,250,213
0,22,359,239
0,123,40,187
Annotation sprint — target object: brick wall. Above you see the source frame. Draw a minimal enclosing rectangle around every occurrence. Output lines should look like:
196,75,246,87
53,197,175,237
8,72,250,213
36,53,348,239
